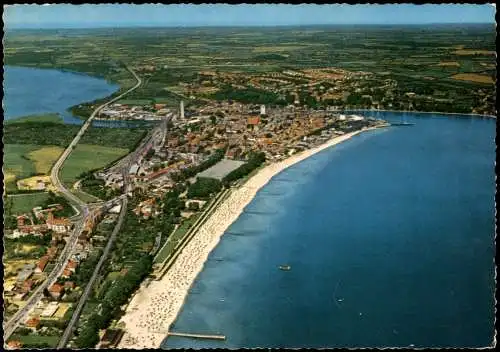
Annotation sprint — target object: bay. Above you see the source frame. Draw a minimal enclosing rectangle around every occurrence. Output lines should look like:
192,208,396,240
163,112,495,348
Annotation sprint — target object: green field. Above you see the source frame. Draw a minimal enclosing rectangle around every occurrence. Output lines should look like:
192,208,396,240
4,113,64,125
5,192,50,214
3,24,495,115
60,144,129,186
72,189,102,203
3,144,41,191
3,143,66,192
9,333,60,348
154,213,201,264
117,98,152,105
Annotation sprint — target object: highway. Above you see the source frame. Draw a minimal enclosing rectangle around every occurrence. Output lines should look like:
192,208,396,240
3,67,142,342
56,88,170,348
56,122,159,347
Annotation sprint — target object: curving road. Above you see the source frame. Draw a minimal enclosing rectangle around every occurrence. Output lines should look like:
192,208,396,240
56,127,152,348
3,67,142,342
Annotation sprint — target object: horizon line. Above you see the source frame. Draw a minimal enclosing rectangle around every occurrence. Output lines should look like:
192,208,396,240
5,21,496,30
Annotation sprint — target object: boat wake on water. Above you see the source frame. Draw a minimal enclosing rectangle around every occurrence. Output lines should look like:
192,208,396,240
333,281,344,308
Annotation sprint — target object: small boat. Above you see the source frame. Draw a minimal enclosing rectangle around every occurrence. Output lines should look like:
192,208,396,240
279,264,291,271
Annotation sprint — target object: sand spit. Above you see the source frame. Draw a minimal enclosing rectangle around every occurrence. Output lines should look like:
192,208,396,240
117,127,382,349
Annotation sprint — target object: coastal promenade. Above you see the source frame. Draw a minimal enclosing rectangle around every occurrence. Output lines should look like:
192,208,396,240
117,125,388,349
154,188,232,279
3,67,142,343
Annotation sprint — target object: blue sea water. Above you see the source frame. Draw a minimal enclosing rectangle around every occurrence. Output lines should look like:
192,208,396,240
163,112,496,348
3,65,119,124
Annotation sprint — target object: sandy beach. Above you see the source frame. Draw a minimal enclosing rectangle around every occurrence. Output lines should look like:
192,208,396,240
117,126,383,349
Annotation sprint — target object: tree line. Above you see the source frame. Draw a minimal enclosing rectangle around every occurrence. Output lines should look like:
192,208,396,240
187,177,222,200
171,148,225,182
74,255,152,348
222,152,266,186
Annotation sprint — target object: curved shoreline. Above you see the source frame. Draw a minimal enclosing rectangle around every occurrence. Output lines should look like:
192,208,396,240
4,64,119,85
343,108,496,119
117,125,386,349
4,65,121,123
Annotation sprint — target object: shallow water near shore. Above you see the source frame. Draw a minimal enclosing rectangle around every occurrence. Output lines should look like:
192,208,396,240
3,65,119,124
163,112,495,349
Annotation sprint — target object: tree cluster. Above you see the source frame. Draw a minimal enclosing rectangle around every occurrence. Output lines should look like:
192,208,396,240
73,249,103,287
74,255,152,348
9,233,52,246
171,148,225,182
222,152,266,185
187,177,222,200
43,191,74,218
80,173,121,201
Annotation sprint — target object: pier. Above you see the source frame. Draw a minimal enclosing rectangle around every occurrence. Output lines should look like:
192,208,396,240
168,332,226,340
165,331,226,341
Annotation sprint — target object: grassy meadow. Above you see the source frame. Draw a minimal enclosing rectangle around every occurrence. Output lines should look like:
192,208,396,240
60,144,129,186
6,192,50,214
3,144,64,192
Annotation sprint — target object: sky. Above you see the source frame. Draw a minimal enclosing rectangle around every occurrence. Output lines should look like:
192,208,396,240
3,4,496,29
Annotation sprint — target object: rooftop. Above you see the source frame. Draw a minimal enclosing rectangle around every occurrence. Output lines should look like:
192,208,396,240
49,283,64,293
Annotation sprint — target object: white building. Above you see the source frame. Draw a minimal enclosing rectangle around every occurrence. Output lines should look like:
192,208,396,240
180,100,185,119
129,164,139,175
260,105,266,115
350,115,364,121
109,204,122,214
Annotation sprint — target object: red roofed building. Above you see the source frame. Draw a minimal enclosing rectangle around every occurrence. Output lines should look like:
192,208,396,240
25,317,40,330
6,340,23,349
146,168,170,181
48,283,64,299
16,215,27,228
18,224,49,235
47,246,58,259
46,212,71,233
62,269,72,279
35,256,50,273
247,116,260,126
66,260,78,272
22,279,34,293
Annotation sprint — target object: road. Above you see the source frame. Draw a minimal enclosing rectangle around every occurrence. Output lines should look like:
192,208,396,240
56,196,128,348
56,126,151,347
3,67,142,342
56,87,169,348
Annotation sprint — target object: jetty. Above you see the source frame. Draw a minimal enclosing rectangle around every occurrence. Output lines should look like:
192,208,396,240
167,331,226,341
